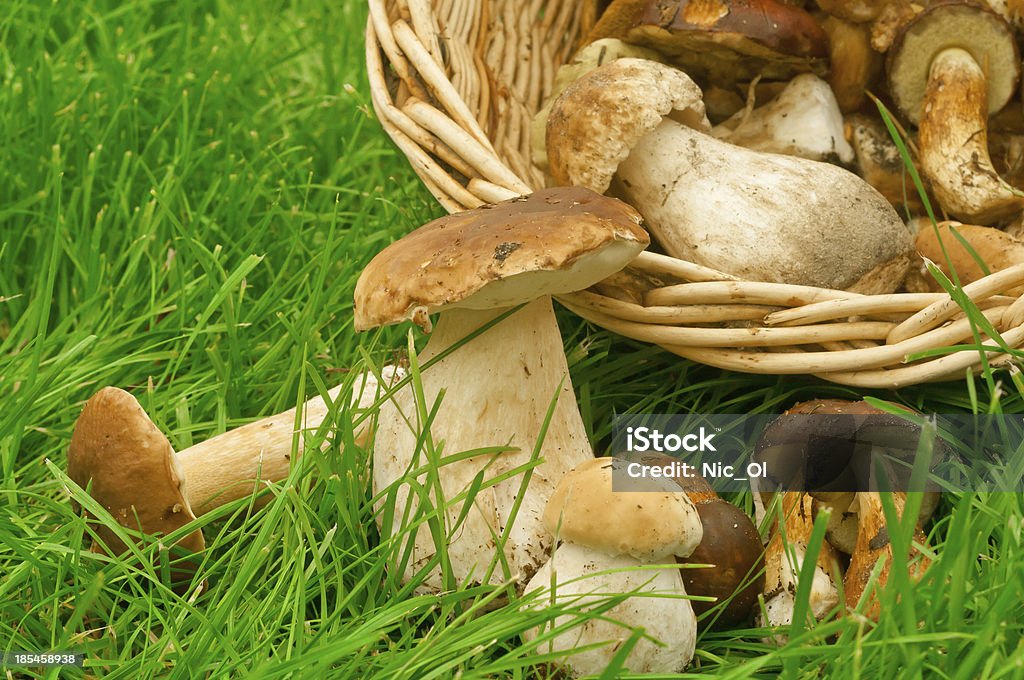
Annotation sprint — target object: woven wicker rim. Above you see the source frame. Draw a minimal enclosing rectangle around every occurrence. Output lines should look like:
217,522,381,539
365,0,1024,389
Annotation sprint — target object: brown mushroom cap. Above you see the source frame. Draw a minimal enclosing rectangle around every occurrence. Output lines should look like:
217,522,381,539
626,0,829,82
352,187,648,331
543,457,703,561
756,398,928,495
547,58,711,193
67,387,204,584
887,1,1019,124
628,451,764,627
913,221,1024,293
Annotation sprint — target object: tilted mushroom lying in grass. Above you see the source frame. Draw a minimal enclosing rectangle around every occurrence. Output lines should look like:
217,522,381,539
522,458,703,677
888,2,1023,223
907,221,1024,295
547,58,914,292
66,367,402,586
353,187,649,592
632,451,764,628
712,74,855,165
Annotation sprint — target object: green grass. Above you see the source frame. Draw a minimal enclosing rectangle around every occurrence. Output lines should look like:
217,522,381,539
2,1,1024,678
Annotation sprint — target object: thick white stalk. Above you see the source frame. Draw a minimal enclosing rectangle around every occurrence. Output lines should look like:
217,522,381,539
522,543,696,676
373,296,593,592
178,368,401,514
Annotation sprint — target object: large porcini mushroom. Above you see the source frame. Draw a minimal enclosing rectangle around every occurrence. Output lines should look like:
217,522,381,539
624,0,829,82
712,74,855,165
66,366,404,576
888,1,1023,223
547,58,914,292
353,187,649,592
522,457,702,676
631,451,764,628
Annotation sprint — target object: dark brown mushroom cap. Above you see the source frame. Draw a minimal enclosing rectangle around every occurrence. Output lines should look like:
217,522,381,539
67,388,204,579
626,0,830,81
630,451,764,628
353,187,649,331
887,1,1020,124
682,498,764,627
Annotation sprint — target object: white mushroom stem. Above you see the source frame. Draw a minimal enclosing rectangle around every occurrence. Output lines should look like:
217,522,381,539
522,543,696,677
712,74,854,165
373,297,593,592
919,47,1024,223
178,366,404,514
759,493,839,635
614,117,911,293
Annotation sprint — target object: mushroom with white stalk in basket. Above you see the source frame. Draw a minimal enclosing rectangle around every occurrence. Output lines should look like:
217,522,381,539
66,367,403,588
546,58,914,293
522,457,703,676
887,1,1023,223
353,187,649,593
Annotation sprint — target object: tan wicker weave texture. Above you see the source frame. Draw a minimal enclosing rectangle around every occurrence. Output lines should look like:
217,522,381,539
365,0,1024,389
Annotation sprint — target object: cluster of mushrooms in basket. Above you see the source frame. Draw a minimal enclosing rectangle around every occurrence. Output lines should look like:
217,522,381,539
532,0,1024,296
62,0,1024,676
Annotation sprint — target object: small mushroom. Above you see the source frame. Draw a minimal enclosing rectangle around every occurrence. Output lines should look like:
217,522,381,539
522,458,702,676
888,2,1023,223
845,113,931,212
909,221,1024,294
530,38,662,171
631,452,764,628
547,58,914,292
870,1,923,52
354,187,649,592
68,387,206,591
712,73,855,165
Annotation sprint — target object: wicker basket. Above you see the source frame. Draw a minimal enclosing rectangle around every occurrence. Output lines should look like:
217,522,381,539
364,0,1024,389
